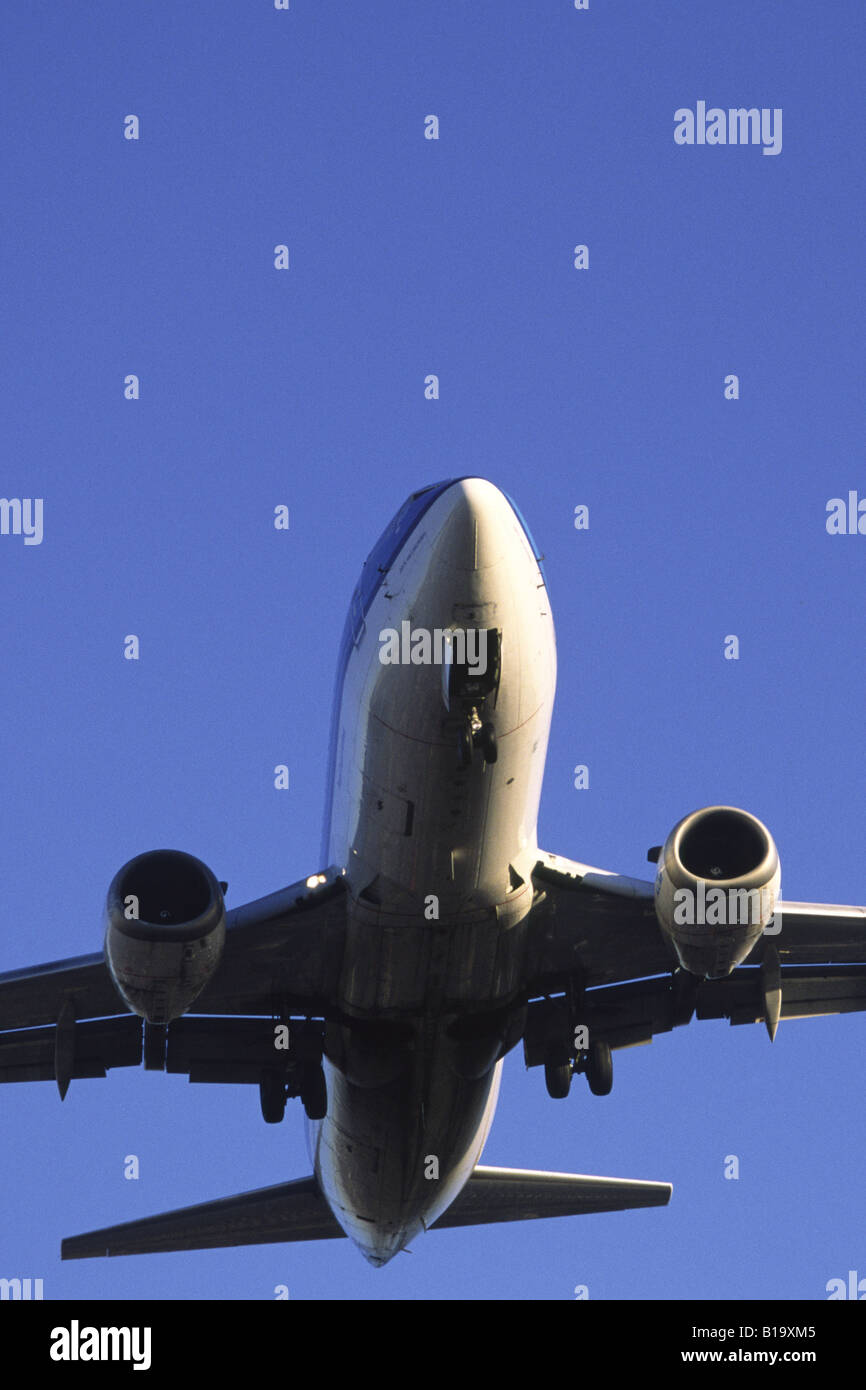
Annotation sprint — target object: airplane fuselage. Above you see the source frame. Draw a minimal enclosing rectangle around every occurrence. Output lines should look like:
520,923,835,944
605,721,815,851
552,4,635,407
308,478,556,1263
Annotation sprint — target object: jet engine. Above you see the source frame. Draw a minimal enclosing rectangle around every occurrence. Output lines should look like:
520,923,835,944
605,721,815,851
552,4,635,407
104,849,226,1023
653,806,780,979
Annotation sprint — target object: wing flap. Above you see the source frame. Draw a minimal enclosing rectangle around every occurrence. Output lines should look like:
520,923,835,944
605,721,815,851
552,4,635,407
773,901,866,965
164,1015,324,1084
697,963,866,1026
0,954,122,1031
0,1016,141,1084
524,962,866,1071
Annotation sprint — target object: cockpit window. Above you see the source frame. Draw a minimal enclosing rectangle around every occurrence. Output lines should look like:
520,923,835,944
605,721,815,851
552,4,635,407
356,479,454,616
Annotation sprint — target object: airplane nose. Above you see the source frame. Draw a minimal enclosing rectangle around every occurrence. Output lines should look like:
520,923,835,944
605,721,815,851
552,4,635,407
435,478,514,572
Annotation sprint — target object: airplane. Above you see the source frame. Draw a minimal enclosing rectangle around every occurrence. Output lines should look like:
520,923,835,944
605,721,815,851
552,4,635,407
2,475,865,1267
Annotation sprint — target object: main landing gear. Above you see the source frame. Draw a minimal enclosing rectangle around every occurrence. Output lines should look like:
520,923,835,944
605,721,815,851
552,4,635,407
258,1019,328,1124
259,1061,328,1124
543,1040,613,1099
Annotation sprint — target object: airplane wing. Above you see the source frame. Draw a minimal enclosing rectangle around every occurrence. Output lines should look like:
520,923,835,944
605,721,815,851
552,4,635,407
526,851,671,990
523,850,866,1066
0,869,349,1090
191,868,349,1017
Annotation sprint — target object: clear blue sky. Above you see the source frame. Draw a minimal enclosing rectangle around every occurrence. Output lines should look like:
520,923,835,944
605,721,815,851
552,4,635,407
1,1,864,1301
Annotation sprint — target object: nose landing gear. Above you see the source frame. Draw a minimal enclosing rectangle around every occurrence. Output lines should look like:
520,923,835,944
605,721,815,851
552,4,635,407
456,710,497,767
477,721,497,763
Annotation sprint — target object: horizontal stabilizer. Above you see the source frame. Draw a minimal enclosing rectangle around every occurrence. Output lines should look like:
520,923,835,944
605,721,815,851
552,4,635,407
431,1165,672,1229
61,1176,343,1259
62,1164,671,1259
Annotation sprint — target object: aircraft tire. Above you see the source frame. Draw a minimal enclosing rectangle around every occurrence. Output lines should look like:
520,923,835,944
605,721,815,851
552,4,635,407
586,1041,613,1096
457,725,473,768
301,1063,328,1121
260,1073,287,1124
479,723,497,764
544,1060,572,1099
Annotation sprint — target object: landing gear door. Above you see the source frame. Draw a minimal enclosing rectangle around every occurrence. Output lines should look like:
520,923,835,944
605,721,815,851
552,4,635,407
441,628,502,712
441,630,455,712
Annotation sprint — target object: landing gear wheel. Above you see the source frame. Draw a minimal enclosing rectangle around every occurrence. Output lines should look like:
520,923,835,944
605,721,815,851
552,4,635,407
301,1062,328,1121
477,722,497,764
457,724,473,768
544,1059,572,1099
260,1073,287,1124
586,1041,613,1096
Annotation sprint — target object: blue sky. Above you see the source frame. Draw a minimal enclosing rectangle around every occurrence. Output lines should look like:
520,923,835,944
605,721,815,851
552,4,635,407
1,0,865,1301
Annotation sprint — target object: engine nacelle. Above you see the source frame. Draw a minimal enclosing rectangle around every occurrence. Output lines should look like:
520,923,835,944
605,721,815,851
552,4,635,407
654,806,780,979
104,849,226,1023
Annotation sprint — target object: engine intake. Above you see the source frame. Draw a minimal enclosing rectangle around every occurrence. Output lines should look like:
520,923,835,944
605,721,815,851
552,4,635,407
104,849,226,1023
654,806,780,979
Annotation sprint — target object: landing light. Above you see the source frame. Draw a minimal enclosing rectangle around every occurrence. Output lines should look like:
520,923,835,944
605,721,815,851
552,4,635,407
306,873,328,889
